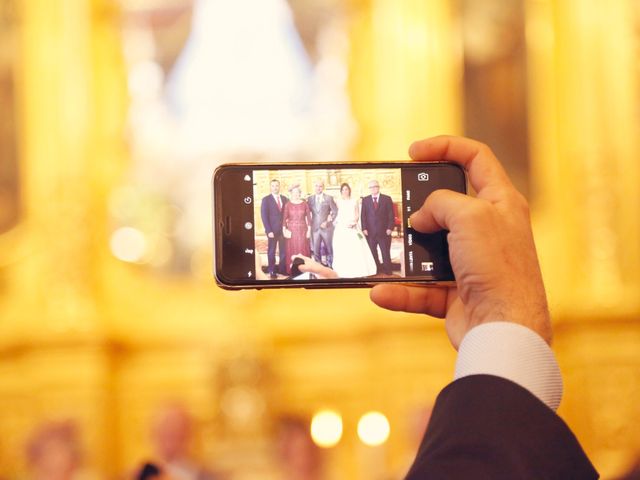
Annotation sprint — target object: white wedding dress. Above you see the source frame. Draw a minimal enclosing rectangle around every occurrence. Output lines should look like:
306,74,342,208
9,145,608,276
332,198,377,278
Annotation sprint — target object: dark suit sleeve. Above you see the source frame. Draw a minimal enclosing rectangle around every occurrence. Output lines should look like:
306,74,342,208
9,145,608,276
406,375,598,480
261,197,273,234
384,195,394,230
361,197,369,230
282,202,290,229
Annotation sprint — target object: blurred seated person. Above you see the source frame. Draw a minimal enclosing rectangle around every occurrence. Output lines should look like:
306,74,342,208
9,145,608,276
276,416,322,480
135,463,168,480
616,460,640,480
299,135,599,479
149,403,219,480
25,419,96,480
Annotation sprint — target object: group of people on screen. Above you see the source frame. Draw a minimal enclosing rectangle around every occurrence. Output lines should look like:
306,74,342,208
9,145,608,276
260,178,396,279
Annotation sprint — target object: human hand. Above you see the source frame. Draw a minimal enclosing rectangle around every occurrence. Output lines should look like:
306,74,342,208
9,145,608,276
386,229,392,236
363,230,368,236
292,254,338,279
306,228,311,239
321,221,327,229
254,254,268,280
267,232,275,238
370,136,551,349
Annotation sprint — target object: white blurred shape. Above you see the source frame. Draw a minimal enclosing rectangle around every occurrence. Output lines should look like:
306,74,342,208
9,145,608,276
357,411,390,446
128,60,164,100
166,0,312,155
310,410,343,448
110,227,147,263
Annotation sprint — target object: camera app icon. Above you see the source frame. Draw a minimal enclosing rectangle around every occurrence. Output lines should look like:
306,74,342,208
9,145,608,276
417,172,429,182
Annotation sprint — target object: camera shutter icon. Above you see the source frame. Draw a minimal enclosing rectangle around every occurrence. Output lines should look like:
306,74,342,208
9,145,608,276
417,172,429,181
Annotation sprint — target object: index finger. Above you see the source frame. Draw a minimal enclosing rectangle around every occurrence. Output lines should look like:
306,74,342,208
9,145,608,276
409,135,513,196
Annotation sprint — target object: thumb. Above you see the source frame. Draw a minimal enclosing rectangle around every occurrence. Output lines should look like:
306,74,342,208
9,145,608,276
409,189,475,233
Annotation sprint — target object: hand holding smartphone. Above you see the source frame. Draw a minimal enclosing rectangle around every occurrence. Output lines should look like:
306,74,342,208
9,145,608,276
370,136,553,349
212,161,466,289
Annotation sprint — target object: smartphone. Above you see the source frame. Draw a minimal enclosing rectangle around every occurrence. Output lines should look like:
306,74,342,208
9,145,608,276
212,161,466,289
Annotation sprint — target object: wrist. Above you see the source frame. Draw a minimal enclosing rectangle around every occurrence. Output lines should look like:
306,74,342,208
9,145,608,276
455,322,562,410
465,294,552,346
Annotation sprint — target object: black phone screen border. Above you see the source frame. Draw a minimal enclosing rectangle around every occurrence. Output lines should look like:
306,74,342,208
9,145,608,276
213,162,466,287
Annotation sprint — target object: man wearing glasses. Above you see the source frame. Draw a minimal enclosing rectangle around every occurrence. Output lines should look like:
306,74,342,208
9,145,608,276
361,179,395,275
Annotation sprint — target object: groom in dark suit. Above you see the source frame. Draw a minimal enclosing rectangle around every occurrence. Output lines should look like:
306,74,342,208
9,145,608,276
361,179,395,275
260,179,288,278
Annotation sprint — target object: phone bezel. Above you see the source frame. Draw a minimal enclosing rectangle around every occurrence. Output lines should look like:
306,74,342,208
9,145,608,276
212,161,466,290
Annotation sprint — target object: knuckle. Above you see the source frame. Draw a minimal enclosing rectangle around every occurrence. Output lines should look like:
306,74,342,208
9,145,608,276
517,194,531,215
426,188,448,203
470,198,492,216
458,199,492,224
422,189,448,211
476,142,496,158
506,190,530,215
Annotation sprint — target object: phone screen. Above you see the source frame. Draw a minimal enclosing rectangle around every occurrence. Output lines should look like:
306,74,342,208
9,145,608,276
213,162,466,289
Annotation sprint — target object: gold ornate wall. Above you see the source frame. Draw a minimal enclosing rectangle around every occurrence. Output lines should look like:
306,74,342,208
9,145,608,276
349,0,462,158
526,0,640,474
0,0,126,474
0,0,639,478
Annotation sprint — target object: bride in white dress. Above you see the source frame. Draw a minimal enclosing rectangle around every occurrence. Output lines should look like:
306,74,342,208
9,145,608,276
332,183,377,278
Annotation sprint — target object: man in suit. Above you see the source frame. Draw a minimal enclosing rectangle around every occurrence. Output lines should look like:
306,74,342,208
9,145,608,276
307,179,338,267
299,136,598,479
260,179,288,278
361,179,395,275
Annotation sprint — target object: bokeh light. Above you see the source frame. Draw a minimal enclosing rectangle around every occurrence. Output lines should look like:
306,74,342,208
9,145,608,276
310,409,343,448
109,227,147,263
357,411,390,446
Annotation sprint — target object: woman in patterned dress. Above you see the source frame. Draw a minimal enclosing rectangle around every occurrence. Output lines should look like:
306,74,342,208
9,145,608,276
282,184,312,274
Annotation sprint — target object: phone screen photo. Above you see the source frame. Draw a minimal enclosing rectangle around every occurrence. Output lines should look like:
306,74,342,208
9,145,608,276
212,162,466,289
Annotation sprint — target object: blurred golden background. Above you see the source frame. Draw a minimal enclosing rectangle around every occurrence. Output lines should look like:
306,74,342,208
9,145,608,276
0,0,639,478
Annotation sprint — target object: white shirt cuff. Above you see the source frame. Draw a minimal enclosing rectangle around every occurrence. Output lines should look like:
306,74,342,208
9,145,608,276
454,322,563,411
